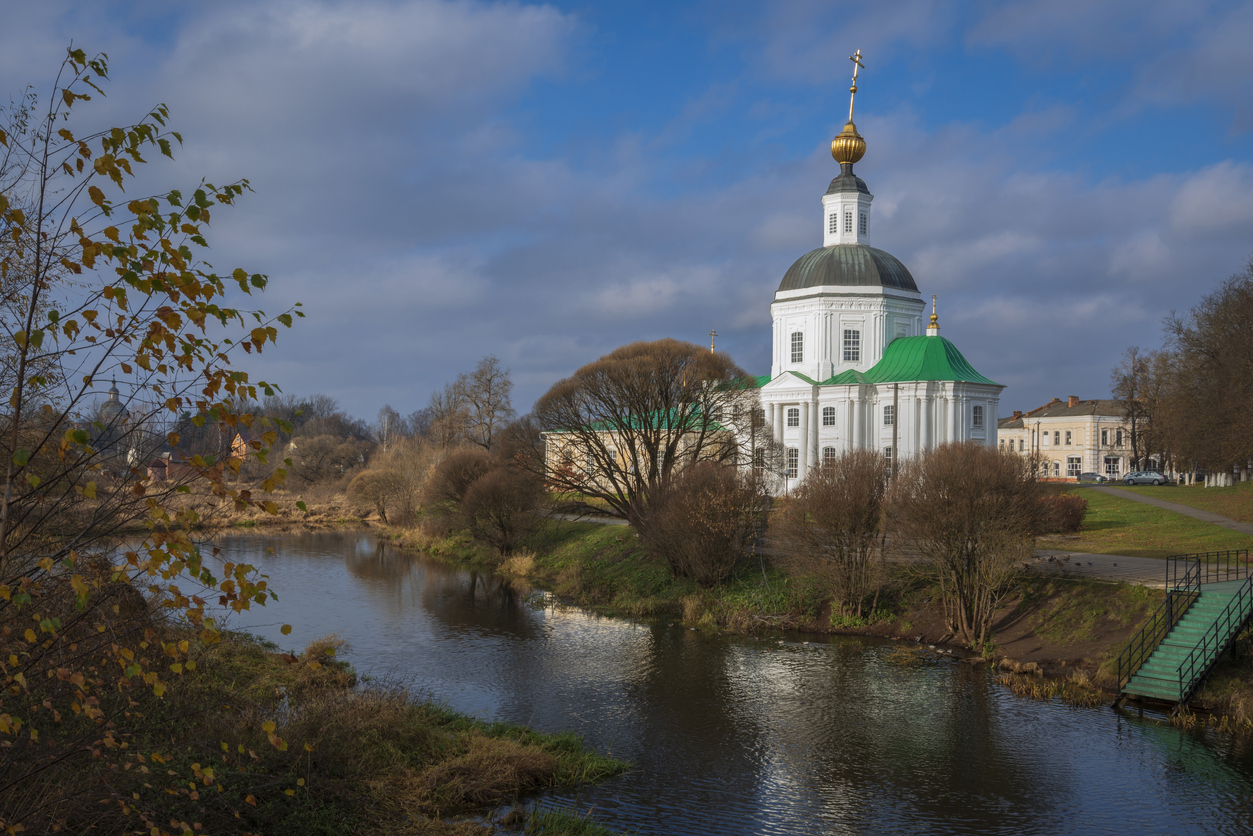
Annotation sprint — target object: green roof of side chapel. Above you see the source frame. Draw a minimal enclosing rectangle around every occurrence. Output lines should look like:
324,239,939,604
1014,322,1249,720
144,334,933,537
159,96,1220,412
854,335,999,385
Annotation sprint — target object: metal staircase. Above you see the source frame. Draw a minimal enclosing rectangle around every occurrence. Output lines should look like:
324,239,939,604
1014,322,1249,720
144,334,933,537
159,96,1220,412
1115,550,1252,713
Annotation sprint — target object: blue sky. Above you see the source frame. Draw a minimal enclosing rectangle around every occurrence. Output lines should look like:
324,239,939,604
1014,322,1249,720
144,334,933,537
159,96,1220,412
3,0,1252,422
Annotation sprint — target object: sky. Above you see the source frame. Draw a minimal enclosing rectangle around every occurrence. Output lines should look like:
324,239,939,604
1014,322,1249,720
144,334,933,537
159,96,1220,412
3,0,1252,423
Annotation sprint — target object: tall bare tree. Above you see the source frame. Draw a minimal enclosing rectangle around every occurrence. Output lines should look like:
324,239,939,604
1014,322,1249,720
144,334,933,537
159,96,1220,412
889,443,1041,649
373,403,404,452
772,449,888,619
1110,346,1154,470
531,339,761,538
1164,259,1253,472
425,380,468,449
459,355,515,451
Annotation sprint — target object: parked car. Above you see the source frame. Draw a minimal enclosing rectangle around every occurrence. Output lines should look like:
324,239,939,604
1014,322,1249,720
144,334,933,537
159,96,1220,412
1124,470,1169,486
1076,472,1107,483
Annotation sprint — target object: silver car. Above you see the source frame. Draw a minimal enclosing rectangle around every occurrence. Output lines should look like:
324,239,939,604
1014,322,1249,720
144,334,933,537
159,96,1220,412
1124,470,1168,486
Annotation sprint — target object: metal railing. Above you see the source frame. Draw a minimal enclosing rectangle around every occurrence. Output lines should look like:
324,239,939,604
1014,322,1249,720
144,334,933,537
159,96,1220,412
1166,549,1252,588
1115,549,1250,700
1176,575,1253,706
1115,563,1200,693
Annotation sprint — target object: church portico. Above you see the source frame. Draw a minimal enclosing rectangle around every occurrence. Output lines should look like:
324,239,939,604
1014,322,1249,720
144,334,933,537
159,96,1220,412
751,50,1004,491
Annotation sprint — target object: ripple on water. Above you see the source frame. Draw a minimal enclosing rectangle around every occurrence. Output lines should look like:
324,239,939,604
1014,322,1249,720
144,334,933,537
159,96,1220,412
211,532,1253,836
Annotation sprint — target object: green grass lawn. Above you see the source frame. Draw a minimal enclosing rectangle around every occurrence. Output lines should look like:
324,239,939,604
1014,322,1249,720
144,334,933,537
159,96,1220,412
1113,479,1253,523
1041,490,1253,558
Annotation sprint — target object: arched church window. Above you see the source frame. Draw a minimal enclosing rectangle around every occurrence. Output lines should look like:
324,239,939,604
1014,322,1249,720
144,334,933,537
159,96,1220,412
786,448,799,478
859,212,867,235
843,329,860,362
828,214,838,234
844,212,853,233
822,406,835,426
972,406,984,428
791,332,804,363
823,446,837,465
786,408,799,428
883,405,894,426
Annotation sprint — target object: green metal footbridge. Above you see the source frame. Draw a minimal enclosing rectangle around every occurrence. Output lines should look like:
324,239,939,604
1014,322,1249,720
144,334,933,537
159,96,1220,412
1115,550,1253,714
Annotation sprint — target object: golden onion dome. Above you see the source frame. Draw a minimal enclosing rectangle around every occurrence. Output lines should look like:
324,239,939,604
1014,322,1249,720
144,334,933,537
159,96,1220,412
831,120,866,165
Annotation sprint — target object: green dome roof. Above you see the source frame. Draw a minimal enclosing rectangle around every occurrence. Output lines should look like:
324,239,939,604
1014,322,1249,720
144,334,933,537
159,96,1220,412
848,335,999,385
778,245,918,293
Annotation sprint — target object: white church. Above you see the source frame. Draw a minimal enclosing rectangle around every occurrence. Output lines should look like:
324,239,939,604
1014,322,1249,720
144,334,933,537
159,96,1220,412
755,53,1004,487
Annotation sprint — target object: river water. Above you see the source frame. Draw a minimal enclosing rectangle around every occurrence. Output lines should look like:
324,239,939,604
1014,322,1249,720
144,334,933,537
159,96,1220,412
207,530,1253,835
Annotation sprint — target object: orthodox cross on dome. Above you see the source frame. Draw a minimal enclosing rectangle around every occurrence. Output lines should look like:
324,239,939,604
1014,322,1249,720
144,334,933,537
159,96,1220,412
927,294,941,335
709,329,717,353
847,49,865,123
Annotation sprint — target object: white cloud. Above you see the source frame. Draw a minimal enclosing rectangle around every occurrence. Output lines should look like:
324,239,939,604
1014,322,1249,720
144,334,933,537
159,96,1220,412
1169,161,1253,238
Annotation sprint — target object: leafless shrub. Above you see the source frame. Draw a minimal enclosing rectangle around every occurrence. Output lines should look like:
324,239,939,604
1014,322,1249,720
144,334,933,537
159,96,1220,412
1039,494,1088,534
422,447,496,518
348,469,408,524
459,467,546,556
640,462,766,586
771,449,888,618
888,442,1042,648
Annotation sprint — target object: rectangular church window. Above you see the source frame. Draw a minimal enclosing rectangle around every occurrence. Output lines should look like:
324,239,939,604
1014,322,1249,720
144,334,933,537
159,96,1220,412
844,212,853,233
828,214,838,234
787,408,799,427
823,447,837,465
884,405,894,426
822,406,835,426
973,405,984,428
786,448,799,478
859,213,867,235
843,329,860,362
791,331,804,363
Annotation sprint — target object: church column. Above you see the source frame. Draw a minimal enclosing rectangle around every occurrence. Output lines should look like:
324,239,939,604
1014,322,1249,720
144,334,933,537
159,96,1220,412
798,399,809,476
852,393,863,450
946,392,957,444
810,401,820,467
772,403,783,446
921,396,932,450
913,396,921,458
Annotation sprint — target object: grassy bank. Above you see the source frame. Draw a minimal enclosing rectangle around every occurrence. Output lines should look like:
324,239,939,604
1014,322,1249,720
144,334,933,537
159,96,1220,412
388,516,1253,728
10,627,627,835
1040,489,1252,557
1116,479,1253,523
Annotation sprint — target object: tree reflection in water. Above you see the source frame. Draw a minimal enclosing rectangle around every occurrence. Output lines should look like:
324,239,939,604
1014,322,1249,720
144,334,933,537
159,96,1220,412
210,530,1253,836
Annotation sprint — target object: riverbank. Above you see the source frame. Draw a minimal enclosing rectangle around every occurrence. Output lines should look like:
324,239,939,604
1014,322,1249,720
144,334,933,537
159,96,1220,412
385,517,1253,729
8,620,627,835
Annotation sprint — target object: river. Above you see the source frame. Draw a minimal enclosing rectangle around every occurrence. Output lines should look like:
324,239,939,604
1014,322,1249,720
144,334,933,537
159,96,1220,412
206,530,1253,835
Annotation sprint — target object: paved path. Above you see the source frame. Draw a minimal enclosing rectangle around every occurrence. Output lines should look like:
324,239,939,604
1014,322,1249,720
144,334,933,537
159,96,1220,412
1028,550,1171,588
1087,485,1253,537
